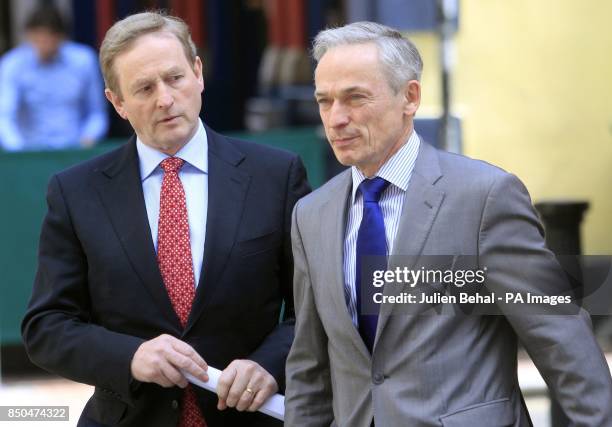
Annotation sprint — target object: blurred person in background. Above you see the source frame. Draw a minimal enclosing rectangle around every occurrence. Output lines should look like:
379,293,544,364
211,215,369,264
0,1,107,151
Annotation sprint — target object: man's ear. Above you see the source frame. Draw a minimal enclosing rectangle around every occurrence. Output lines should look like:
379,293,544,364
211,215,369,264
403,80,421,116
105,88,128,120
193,56,204,93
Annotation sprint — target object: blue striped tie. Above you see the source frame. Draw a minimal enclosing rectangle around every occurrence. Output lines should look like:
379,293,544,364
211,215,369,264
356,177,389,352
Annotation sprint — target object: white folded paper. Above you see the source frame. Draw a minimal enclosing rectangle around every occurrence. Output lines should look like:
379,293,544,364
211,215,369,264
183,367,285,421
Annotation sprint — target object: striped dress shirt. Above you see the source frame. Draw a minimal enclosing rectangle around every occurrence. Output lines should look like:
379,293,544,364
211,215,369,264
343,131,421,327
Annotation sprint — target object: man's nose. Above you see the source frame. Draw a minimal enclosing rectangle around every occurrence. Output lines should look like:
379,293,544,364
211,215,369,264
156,84,174,109
328,102,350,128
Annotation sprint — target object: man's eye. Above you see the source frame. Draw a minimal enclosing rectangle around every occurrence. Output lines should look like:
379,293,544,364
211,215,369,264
172,75,183,81
138,86,151,94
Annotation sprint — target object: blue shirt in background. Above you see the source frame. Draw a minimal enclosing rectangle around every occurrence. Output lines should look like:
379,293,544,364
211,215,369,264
0,40,108,151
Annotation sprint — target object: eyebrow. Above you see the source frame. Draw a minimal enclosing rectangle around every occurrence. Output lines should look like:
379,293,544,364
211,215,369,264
314,85,369,98
130,77,153,93
129,67,186,92
162,66,184,77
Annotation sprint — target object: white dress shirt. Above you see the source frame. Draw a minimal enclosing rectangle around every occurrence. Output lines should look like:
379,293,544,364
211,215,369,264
136,120,208,287
343,131,421,326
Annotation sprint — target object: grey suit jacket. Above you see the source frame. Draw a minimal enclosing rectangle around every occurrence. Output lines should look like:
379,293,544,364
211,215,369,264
285,141,612,427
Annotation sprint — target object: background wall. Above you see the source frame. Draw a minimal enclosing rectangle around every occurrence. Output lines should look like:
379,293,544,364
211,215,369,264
414,0,611,254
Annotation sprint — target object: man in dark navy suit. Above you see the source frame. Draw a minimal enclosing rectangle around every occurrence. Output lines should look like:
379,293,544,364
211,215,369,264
22,11,309,427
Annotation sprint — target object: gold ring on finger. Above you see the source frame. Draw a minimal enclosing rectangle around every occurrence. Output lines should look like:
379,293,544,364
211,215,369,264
245,387,254,394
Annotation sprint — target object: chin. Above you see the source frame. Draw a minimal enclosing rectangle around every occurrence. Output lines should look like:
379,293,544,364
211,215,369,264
332,151,357,167
161,129,188,143
336,157,358,168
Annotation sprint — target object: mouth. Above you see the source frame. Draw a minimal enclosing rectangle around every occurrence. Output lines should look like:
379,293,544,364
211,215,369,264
158,115,181,125
332,135,359,146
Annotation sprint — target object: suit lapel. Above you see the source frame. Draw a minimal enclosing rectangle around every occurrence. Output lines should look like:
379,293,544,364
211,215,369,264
322,171,372,360
375,142,445,345
185,128,250,334
93,138,181,327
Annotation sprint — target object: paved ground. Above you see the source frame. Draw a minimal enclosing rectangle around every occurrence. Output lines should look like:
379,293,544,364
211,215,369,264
0,377,90,426
0,372,549,427
2,353,611,427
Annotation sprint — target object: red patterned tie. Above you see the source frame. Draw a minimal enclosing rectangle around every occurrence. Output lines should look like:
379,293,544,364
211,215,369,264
157,157,206,427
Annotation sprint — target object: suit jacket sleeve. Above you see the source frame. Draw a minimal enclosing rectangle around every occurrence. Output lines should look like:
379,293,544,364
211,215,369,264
479,172,612,425
247,155,311,392
284,199,335,426
21,174,145,406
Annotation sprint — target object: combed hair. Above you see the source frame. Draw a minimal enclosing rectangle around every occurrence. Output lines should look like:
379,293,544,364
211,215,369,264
99,11,197,95
312,21,423,92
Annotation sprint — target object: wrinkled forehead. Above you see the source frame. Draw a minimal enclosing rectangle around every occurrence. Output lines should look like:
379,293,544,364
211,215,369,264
314,43,387,93
112,31,192,83
120,30,184,60
317,41,380,65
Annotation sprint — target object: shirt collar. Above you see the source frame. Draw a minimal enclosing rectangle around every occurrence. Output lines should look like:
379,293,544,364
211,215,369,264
136,119,208,181
350,130,420,203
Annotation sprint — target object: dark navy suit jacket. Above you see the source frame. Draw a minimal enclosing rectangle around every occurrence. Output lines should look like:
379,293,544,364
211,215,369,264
22,125,310,426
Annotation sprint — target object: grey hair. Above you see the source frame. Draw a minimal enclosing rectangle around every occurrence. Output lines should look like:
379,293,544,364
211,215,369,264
312,21,423,92
99,11,197,95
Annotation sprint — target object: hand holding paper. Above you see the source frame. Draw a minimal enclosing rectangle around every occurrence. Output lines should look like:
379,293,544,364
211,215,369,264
131,334,209,388
183,366,285,421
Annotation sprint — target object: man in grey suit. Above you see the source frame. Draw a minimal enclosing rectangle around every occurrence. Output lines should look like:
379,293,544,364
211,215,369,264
284,22,612,426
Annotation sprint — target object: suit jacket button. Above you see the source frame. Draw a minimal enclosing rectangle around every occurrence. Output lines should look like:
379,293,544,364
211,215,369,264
171,399,179,410
373,373,384,384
